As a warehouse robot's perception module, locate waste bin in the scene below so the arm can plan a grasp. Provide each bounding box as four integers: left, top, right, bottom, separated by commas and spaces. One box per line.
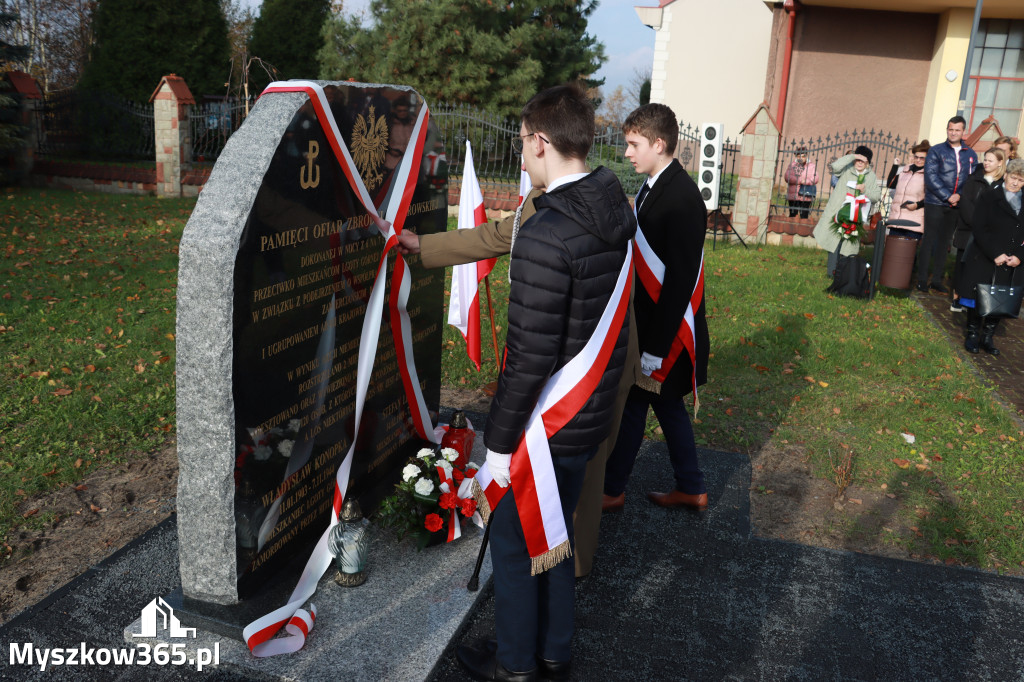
879, 235, 917, 290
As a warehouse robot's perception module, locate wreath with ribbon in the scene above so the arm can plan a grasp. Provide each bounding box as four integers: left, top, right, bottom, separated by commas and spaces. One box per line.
831, 173, 871, 244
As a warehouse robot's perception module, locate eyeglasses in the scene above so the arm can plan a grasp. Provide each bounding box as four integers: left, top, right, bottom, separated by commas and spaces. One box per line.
511, 132, 550, 154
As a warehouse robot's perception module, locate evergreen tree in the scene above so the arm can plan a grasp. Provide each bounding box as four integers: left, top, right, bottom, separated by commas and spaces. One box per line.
248, 0, 330, 93
1, 10, 32, 184
319, 0, 605, 118
81, 0, 230, 101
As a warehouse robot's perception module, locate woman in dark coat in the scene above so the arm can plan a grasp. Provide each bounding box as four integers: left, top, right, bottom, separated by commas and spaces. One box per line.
951, 148, 1006, 311
959, 158, 1024, 355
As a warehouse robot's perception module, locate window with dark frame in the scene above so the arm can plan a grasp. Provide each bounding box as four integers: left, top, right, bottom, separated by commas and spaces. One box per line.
964, 18, 1024, 138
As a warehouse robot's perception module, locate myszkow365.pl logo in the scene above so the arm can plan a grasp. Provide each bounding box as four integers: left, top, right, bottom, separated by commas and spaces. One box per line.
8, 597, 220, 672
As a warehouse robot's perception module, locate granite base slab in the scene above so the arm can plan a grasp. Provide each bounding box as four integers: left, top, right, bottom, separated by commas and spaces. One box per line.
124, 522, 491, 681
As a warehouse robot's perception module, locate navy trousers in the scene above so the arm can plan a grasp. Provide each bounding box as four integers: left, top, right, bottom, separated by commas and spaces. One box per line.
918, 204, 958, 287
603, 386, 705, 497
490, 448, 593, 672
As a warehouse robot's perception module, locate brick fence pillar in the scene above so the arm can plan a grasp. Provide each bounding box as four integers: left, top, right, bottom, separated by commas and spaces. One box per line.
149, 74, 195, 198
731, 104, 780, 244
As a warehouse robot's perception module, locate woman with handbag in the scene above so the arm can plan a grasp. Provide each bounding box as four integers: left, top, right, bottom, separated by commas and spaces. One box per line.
885, 140, 930, 238
951, 148, 1006, 311
959, 158, 1024, 355
785, 147, 819, 218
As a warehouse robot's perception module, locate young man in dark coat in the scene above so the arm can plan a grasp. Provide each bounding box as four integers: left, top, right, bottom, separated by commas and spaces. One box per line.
602, 103, 711, 512
456, 85, 636, 681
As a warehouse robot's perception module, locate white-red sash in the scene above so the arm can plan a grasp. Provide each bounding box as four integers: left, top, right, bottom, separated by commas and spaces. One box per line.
632, 223, 704, 409
241, 81, 438, 657
467, 242, 633, 574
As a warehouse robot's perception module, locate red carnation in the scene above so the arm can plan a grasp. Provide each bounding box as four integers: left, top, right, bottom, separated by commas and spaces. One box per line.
464, 466, 478, 478
459, 497, 477, 517
452, 468, 465, 485
439, 491, 457, 510
424, 513, 443, 533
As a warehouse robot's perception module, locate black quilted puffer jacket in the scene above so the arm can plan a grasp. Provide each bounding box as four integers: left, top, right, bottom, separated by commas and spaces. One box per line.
485, 166, 636, 457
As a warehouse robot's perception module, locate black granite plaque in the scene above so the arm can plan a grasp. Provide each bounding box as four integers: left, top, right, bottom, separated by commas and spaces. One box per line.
227, 85, 445, 599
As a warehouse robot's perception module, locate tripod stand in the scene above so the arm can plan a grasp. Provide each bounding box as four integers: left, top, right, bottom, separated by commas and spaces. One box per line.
707, 208, 747, 250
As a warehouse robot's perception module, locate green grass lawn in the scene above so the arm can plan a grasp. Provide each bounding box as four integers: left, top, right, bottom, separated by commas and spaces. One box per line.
2, 189, 1022, 572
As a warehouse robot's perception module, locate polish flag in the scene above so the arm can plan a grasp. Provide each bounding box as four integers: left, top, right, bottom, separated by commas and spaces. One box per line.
448, 142, 495, 370
519, 164, 531, 205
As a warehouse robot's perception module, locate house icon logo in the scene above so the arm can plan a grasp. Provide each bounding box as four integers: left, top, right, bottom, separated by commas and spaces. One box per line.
133, 597, 197, 638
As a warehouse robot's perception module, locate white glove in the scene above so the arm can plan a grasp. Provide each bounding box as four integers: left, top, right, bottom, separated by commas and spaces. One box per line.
486, 450, 512, 488
640, 352, 663, 377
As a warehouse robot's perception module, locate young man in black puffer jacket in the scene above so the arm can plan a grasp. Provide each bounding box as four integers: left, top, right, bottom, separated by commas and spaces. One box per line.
457, 85, 636, 682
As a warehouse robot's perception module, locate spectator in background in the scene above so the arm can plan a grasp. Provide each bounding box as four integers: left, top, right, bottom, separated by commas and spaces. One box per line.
886, 140, 930, 239
993, 135, 1018, 161
958, 157, 1024, 356
920, 116, 978, 294
951, 147, 1007, 311
785, 147, 819, 218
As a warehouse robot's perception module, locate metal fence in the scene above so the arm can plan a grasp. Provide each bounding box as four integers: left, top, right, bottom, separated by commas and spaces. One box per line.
34, 89, 154, 161
772, 129, 918, 223
189, 98, 253, 164
29, 90, 740, 207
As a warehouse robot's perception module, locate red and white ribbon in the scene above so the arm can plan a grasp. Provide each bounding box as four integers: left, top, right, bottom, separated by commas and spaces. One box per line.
242, 81, 439, 657
633, 225, 704, 408
471, 242, 633, 573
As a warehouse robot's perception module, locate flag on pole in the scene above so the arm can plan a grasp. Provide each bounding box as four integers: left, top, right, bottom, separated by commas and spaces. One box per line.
448, 141, 496, 370
519, 164, 531, 205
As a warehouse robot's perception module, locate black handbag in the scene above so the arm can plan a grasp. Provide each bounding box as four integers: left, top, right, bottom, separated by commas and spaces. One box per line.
828, 243, 871, 299
976, 267, 1022, 318
798, 184, 817, 198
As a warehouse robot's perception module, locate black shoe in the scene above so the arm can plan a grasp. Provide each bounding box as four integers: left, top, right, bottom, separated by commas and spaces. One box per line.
981, 323, 1001, 356
915, 283, 929, 293
537, 657, 571, 681
457, 641, 537, 682
930, 283, 948, 294
965, 332, 981, 354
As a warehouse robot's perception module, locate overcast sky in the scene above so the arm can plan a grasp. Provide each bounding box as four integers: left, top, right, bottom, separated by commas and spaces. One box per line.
243, 0, 654, 98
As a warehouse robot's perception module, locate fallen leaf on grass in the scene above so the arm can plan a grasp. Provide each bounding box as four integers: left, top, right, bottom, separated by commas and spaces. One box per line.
915, 463, 929, 471
833, 407, 841, 415
74, 484, 87, 491
84, 364, 95, 372
848, 498, 862, 504
89, 503, 106, 513
818, 381, 829, 388
74, 458, 82, 468
29, 370, 48, 378
53, 388, 72, 396
892, 458, 910, 469
22, 508, 39, 518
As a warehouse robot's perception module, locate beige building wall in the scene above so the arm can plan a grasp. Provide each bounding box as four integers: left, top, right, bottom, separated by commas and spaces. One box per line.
638, 0, 773, 138
919, 8, 974, 143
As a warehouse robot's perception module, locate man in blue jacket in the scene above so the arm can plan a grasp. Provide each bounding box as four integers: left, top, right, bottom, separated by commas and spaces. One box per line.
920, 116, 977, 294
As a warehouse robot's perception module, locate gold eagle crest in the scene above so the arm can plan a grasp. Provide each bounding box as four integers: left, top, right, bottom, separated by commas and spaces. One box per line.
352, 105, 388, 190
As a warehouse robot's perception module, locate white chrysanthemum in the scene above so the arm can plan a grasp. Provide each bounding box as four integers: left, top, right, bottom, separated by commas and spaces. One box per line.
414, 478, 435, 496
402, 463, 421, 482
254, 445, 273, 461
441, 447, 459, 462
279, 440, 294, 458
288, 419, 301, 433
417, 448, 435, 461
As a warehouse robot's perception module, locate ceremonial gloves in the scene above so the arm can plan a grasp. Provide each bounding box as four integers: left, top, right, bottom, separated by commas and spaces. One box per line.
486, 450, 512, 488
640, 352, 663, 377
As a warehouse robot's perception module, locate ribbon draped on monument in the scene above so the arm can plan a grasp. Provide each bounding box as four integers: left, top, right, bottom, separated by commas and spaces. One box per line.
242, 81, 439, 657
464, 242, 633, 575
447, 141, 495, 370
633, 220, 705, 412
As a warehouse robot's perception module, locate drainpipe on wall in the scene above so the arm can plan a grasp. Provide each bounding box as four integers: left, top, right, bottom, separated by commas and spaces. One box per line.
777, 0, 798, 134
956, 0, 984, 118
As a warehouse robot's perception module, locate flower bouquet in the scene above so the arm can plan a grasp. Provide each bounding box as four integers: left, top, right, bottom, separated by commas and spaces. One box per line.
831, 174, 871, 244
376, 446, 480, 549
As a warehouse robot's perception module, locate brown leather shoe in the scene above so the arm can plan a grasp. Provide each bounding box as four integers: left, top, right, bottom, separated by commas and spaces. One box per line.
647, 490, 708, 511
601, 493, 625, 513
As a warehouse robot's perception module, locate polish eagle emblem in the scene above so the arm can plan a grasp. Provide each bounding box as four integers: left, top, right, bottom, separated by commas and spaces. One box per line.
352, 105, 388, 190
